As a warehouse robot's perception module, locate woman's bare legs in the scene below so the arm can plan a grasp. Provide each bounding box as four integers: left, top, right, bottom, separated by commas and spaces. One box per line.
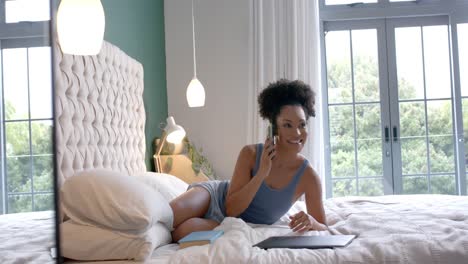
170, 187, 220, 242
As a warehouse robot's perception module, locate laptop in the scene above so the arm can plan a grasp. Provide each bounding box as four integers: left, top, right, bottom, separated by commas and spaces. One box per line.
253, 235, 356, 249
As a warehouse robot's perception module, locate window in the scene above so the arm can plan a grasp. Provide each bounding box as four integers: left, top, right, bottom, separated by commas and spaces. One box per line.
0, 0, 52, 214
320, 0, 468, 197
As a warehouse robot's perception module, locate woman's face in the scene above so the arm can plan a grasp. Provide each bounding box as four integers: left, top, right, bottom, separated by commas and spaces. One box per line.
275, 105, 308, 153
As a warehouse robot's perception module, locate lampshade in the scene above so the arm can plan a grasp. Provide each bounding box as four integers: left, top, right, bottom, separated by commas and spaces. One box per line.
164, 116, 186, 144
57, 0, 105, 55
186, 77, 206, 107
187, 0, 205, 107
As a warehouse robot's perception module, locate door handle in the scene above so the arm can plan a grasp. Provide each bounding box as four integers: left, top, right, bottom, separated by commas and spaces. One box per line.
393, 126, 398, 142
384, 126, 389, 142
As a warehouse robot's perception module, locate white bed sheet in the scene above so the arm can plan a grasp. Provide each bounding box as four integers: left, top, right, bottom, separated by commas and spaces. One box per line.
67, 194, 468, 264
157, 194, 468, 264
0, 210, 56, 264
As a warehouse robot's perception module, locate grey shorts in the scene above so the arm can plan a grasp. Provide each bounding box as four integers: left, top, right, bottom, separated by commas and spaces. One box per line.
187, 180, 229, 223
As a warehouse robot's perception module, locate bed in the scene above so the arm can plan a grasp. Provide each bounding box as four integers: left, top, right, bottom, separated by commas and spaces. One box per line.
51, 40, 468, 263
0, 211, 56, 263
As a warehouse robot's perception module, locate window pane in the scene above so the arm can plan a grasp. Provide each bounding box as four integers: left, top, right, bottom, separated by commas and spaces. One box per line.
356, 104, 381, 140
395, 27, 424, 100
399, 102, 425, 138
2, 48, 29, 120
329, 105, 354, 140
359, 178, 384, 196
325, 0, 377, 5
33, 155, 53, 192
31, 121, 53, 155
429, 136, 454, 174
423, 25, 451, 99
6, 157, 31, 193
34, 194, 54, 212
459, 24, 468, 96
8, 195, 32, 213
357, 139, 383, 176
431, 175, 456, 195
401, 138, 428, 175
356, 104, 383, 178
352, 29, 380, 102
427, 100, 455, 174
427, 100, 452, 136
402, 176, 428, 194
329, 105, 356, 178
5, 121, 30, 156
29, 47, 53, 119
331, 140, 355, 178
326, 31, 352, 103
333, 179, 356, 197
5, 0, 50, 23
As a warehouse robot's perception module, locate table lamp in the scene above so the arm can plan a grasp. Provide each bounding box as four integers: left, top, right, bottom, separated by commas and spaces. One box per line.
155, 116, 186, 173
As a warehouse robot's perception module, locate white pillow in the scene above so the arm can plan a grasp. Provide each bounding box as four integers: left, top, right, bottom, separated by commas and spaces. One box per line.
133, 172, 188, 202
60, 169, 174, 235
61, 220, 172, 261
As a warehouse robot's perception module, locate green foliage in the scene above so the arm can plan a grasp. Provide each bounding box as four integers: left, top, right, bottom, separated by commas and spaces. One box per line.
328, 54, 458, 197
186, 139, 216, 180
158, 135, 216, 180
3, 101, 53, 213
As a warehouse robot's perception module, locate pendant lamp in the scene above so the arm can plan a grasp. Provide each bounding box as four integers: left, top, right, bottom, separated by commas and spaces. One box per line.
186, 0, 205, 107
57, 0, 105, 55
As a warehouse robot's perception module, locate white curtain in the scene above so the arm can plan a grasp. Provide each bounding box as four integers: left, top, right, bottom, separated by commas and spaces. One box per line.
247, 0, 325, 195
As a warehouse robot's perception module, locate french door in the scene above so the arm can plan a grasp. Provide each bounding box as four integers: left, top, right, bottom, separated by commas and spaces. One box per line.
323, 16, 467, 197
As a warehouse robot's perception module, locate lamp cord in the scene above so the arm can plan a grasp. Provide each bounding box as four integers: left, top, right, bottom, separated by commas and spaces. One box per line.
191, 0, 197, 78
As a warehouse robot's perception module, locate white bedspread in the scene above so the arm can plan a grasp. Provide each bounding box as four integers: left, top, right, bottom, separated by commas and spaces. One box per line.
8, 195, 467, 264
0, 211, 56, 264
163, 195, 468, 264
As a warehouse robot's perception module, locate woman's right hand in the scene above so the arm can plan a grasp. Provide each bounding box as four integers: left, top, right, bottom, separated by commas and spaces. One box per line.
256, 137, 276, 178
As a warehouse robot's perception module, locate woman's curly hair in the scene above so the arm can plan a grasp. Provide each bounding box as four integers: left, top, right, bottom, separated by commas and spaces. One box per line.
258, 79, 316, 123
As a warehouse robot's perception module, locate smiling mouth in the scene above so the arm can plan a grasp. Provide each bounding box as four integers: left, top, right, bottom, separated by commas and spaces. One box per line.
287, 139, 303, 144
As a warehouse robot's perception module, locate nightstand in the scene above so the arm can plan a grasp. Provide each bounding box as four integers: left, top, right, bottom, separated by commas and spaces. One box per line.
153, 154, 209, 184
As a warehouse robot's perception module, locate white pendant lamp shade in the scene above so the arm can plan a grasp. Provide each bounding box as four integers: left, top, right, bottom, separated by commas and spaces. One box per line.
187, 0, 205, 107
57, 0, 105, 55
186, 77, 206, 107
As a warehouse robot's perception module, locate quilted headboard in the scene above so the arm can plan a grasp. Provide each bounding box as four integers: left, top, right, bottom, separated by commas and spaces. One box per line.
54, 41, 146, 186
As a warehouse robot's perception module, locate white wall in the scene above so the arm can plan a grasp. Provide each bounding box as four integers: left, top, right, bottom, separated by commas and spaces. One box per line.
164, 0, 251, 179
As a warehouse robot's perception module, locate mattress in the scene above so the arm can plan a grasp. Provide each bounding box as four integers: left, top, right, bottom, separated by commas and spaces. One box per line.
0, 211, 56, 264
67, 194, 468, 264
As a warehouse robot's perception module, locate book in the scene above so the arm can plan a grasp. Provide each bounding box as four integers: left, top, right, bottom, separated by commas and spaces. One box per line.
178, 230, 224, 249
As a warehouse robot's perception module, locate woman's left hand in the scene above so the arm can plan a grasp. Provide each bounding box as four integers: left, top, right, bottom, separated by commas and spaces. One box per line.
288, 211, 319, 232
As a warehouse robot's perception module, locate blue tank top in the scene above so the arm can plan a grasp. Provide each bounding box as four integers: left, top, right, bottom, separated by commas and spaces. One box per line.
237, 144, 309, 224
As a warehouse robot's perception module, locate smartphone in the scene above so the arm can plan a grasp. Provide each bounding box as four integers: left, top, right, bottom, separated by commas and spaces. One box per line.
268, 123, 276, 145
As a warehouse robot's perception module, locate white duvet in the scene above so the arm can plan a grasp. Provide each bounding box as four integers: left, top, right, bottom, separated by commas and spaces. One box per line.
3, 195, 468, 264
163, 195, 468, 264
0, 211, 56, 264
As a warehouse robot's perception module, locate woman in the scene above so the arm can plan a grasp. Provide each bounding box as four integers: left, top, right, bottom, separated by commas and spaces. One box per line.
170, 79, 327, 242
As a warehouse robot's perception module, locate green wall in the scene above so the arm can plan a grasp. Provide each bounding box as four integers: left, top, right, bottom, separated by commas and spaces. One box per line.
101, 0, 167, 171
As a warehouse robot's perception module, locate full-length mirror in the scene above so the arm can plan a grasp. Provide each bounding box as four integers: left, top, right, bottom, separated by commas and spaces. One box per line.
45, 0, 468, 263
0, 0, 57, 262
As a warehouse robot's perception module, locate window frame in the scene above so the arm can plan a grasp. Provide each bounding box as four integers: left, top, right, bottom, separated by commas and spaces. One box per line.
320, 0, 465, 21
450, 12, 468, 195
0, 0, 51, 214
320, 0, 468, 198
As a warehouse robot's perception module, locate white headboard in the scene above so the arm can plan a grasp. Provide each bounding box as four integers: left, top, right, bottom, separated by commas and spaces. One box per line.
54, 41, 147, 186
